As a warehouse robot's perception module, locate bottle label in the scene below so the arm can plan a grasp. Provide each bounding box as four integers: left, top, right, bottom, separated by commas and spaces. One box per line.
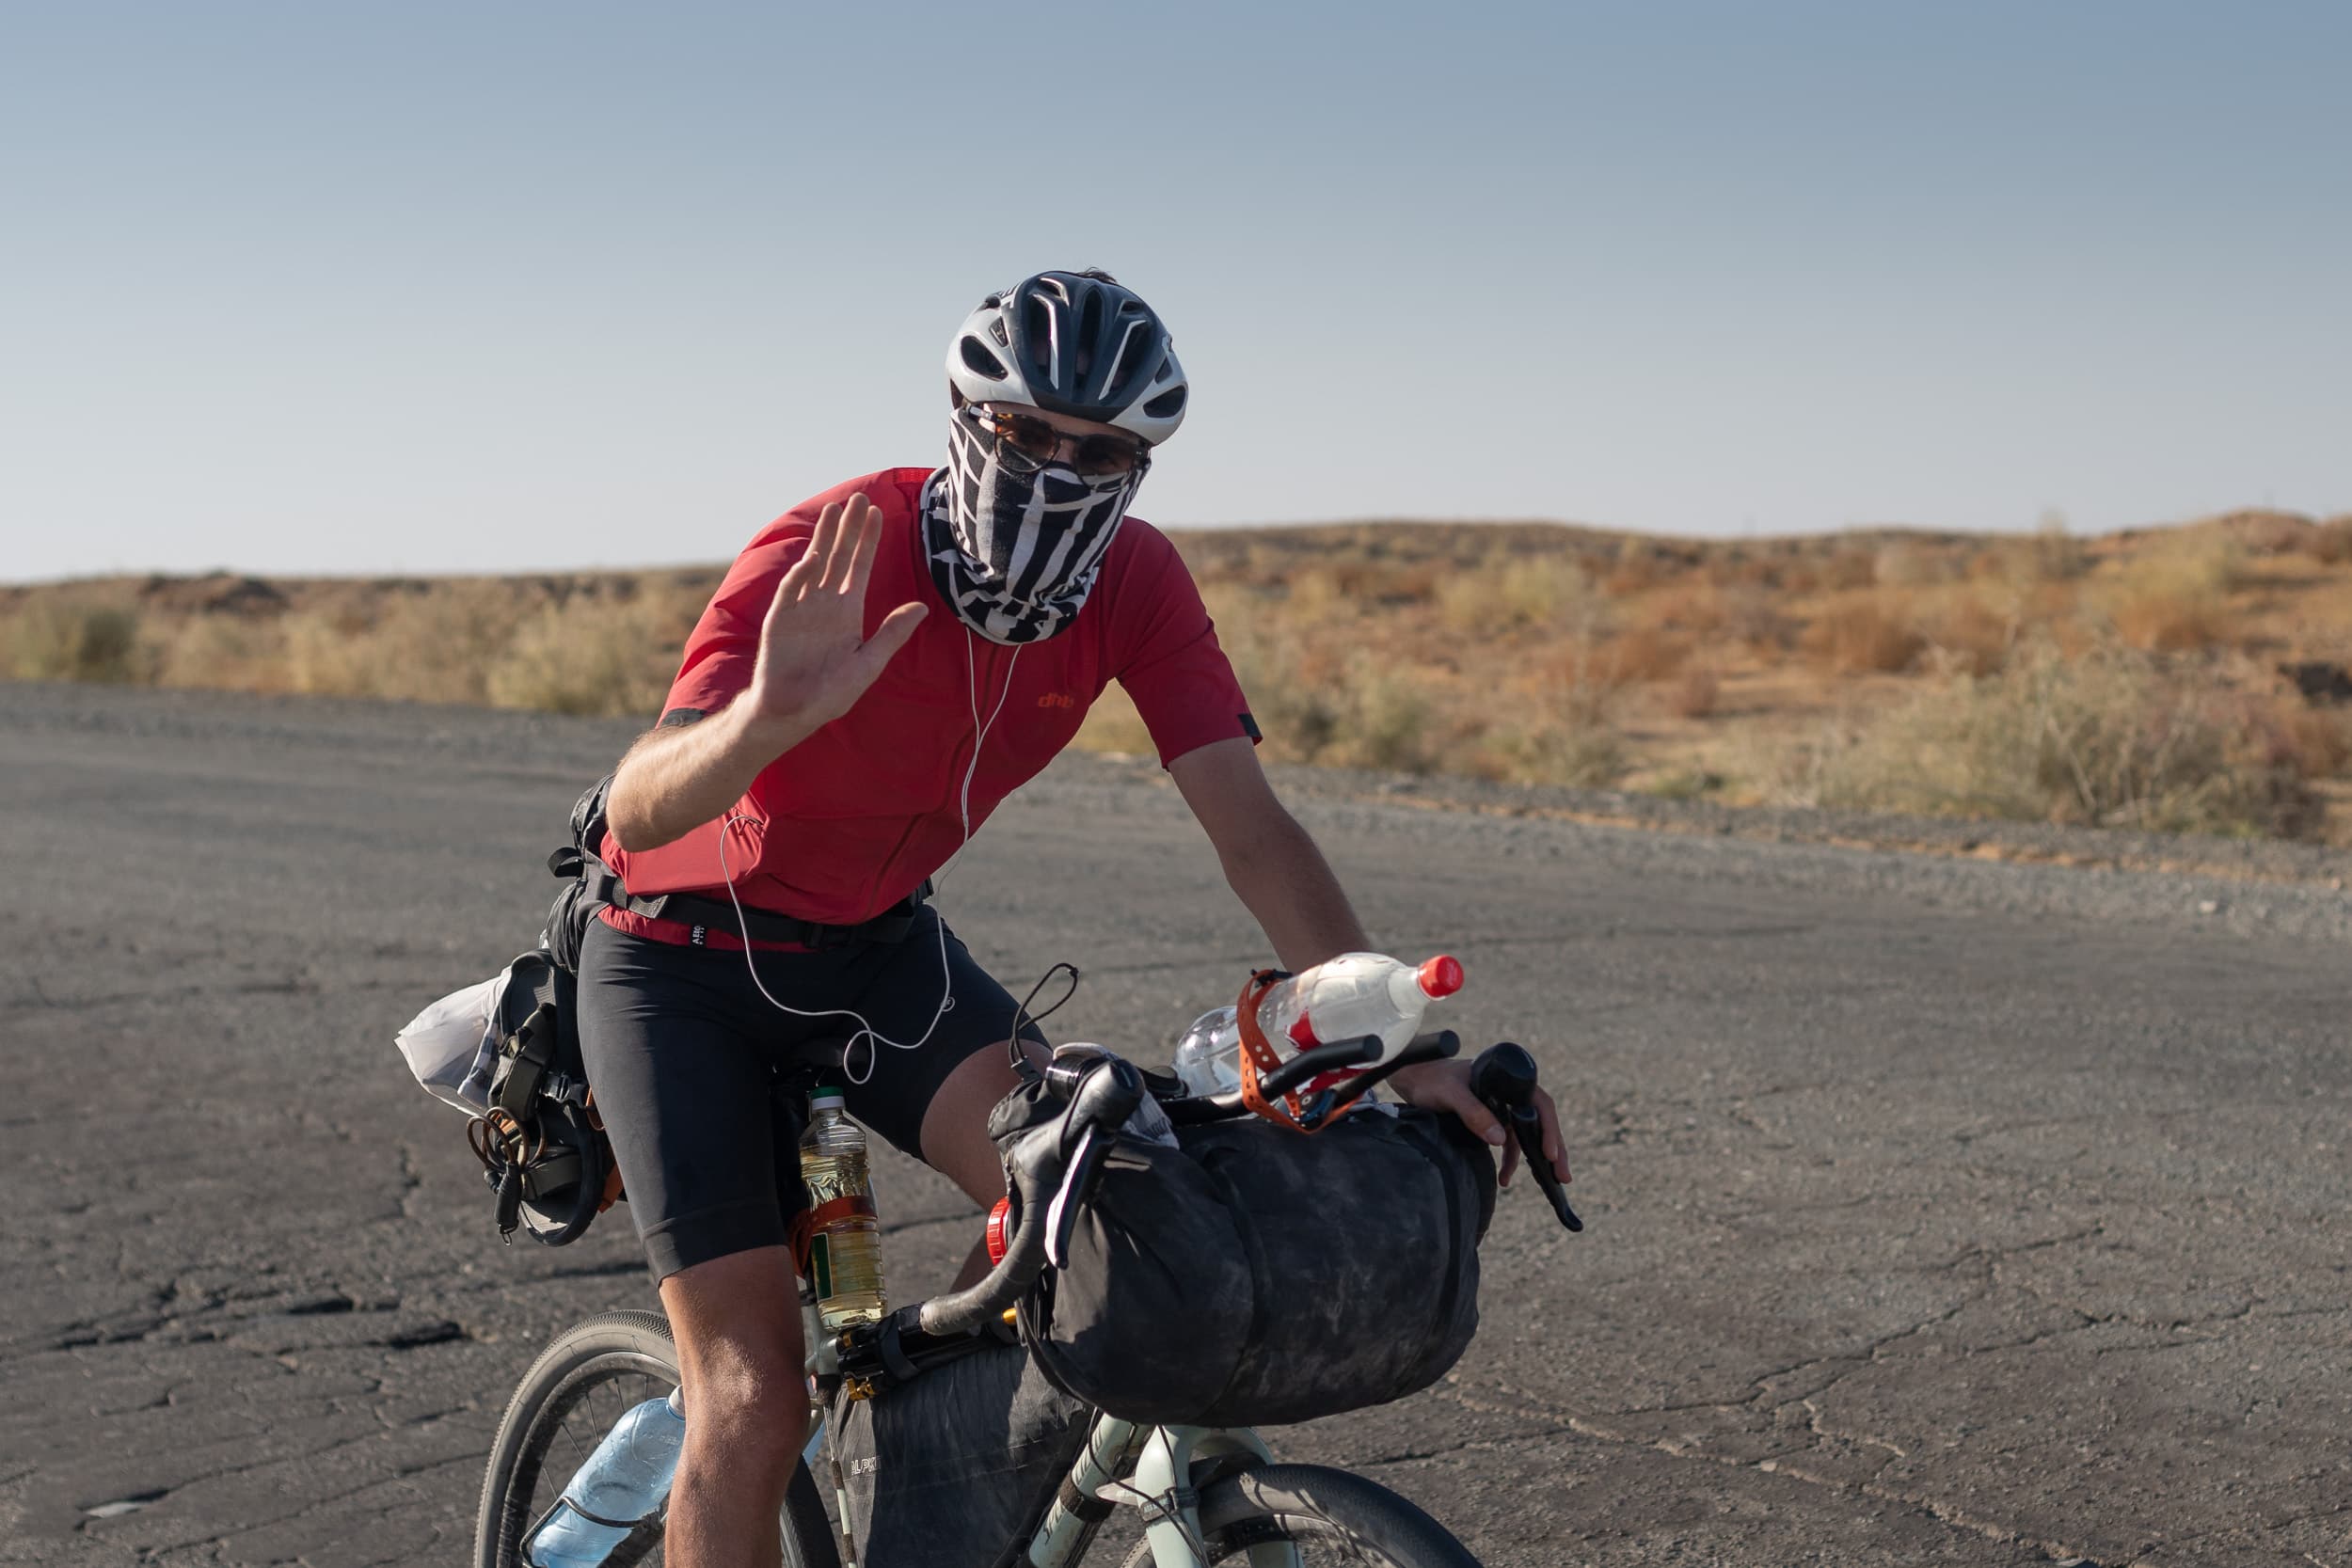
810, 1234, 833, 1302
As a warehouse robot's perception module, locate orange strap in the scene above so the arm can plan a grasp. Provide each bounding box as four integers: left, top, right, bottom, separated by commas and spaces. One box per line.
1236, 969, 1320, 1134
585, 1090, 625, 1213
788, 1194, 879, 1278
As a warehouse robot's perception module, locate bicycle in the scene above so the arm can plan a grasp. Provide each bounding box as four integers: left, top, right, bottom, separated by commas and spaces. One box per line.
475, 1027, 1581, 1568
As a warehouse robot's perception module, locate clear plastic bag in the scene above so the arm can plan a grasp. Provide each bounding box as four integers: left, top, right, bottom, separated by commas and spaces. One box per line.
393, 972, 508, 1113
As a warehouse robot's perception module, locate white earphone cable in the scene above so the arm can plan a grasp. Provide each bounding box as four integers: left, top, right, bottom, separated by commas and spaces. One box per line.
719, 627, 1020, 1085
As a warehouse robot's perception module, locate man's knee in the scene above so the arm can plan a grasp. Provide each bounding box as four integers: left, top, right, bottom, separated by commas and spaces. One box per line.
919, 1040, 1041, 1206
660, 1248, 808, 1468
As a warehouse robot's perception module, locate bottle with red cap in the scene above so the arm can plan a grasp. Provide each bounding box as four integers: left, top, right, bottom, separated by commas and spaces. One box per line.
1170, 953, 1465, 1100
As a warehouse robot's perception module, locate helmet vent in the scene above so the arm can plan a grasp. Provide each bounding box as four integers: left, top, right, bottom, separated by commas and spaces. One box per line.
1078, 291, 1104, 361
1104, 319, 1147, 393
960, 337, 1009, 381
1142, 387, 1186, 420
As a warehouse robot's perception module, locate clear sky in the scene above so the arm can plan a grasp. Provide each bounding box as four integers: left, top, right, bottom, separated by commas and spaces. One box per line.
3, 0, 2345, 580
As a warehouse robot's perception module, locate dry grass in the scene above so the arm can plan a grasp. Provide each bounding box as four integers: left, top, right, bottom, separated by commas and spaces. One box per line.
1, 569, 707, 721
1800, 595, 1926, 674
2094, 538, 2244, 652
1760, 641, 2343, 837
8, 597, 144, 682
1665, 668, 1722, 720
9, 506, 2352, 844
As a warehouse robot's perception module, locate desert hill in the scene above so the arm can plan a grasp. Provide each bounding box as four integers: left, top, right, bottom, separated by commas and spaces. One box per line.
8, 508, 2350, 844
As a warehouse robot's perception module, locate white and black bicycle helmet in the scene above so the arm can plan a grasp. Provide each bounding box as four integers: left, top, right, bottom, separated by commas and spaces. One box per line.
947, 269, 1188, 445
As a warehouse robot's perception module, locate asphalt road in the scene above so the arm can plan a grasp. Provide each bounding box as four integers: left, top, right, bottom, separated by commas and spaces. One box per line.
3, 682, 2346, 1568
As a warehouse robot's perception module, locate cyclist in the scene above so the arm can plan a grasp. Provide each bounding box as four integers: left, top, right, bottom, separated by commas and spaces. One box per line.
576, 269, 1570, 1568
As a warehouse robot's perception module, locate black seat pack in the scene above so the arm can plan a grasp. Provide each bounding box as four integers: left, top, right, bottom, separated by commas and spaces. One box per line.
991, 1087, 1497, 1428
832, 1340, 1095, 1568
472, 947, 610, 1247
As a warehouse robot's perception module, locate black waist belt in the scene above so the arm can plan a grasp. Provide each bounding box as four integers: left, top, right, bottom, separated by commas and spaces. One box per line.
619, 880, 931, 950
548, 845, 930, 950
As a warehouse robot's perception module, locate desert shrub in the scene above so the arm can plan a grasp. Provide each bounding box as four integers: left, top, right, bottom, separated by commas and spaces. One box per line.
1637, 582, 1723, 636
7, 599, 144, 682
1915, 591, 2016, 677
1603, 626, 1691, 682
1465, 668, 1625, 787
1777, 642, 2321, 836
2308, 515, 2352, 566
1433, 572, 1487, 634
2096, 541, 2242, 652
1642, 768, 1724, 800
485, 592, 690, 718
2027, 511, 2088, 581
1874, 542, 1954, 589
1602, 536, 1662, 596
1666, 667, 1721, 719
364, 581, 525, 705
1473, 720, 1625, 788
1800, 594, 1924, 674
2249, 689, 2352, 783
1286, 566, 1343, 625
1822, 546, 1878, 592
1437, 556, 1597, 635
279, 608, 384, 697
1071, 685, 1155, 756
1503, 556, 1595, 626
153, 614, 286, 690
1320, 661, 1436, 773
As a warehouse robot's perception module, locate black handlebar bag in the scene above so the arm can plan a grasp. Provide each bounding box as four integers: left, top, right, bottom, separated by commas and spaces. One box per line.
993, 1088, 1498, 1428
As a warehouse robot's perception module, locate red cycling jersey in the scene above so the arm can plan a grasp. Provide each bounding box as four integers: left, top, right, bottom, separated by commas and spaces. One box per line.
599, 468, 1254, 948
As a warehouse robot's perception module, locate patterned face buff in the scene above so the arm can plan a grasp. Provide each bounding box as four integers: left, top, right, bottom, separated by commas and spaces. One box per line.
921, 404, 1149, 644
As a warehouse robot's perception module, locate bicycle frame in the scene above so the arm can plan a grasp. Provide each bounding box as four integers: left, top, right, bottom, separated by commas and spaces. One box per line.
807, 1401, 1295, 1568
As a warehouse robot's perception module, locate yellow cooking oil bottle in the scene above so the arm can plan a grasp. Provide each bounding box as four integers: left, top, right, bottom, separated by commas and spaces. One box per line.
799, 1087, 886, 1330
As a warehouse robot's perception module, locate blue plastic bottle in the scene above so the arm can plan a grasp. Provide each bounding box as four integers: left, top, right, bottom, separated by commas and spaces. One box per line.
522, 1389, 687, 1568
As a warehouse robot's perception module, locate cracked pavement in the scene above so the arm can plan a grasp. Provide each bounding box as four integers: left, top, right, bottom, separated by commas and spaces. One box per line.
2, 683, 2346, 1566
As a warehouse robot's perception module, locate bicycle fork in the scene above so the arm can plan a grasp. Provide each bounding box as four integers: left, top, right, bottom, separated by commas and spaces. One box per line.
1023, 1415, 1294, 1568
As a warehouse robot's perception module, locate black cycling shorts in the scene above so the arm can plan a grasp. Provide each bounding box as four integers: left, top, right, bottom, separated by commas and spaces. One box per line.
575, 908, 1044, 1281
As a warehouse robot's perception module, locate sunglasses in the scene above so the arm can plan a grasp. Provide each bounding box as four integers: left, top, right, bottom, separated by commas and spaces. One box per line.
973, 407, 1149, 477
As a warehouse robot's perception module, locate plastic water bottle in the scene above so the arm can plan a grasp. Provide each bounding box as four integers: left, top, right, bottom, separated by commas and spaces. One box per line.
522, 1390, 686, 1567
1169, 954, 1464, 1097
1171, 1006, 1243, 1097
800, 1089, 886, 1330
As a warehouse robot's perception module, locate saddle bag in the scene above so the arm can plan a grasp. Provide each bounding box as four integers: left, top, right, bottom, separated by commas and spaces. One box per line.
992, 1086, 1497, 1428
832, 1340, 1095, 1568
394, 945, 614, 1246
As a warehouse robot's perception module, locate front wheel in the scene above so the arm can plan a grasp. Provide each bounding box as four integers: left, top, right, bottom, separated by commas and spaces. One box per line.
472, 1307, 838, 1568
1120, 1464, 1482, 1567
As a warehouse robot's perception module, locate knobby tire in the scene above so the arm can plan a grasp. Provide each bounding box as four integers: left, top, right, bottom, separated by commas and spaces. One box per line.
1119, 1463, 1483, 1566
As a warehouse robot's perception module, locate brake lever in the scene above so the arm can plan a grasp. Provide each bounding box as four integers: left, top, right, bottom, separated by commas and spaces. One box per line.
1470, 1042, 1582, 1234
1046, 1123, 1106, 1268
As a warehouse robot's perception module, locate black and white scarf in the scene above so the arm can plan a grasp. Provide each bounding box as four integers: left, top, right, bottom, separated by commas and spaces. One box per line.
920, 406, 1148, 645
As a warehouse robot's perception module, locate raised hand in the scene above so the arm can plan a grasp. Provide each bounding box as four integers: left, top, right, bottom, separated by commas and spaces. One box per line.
742, 493, 928, 734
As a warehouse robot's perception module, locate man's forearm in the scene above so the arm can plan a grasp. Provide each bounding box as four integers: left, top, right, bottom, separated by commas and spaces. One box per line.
1220, 810, 1370, 972
606, 702, 813, 852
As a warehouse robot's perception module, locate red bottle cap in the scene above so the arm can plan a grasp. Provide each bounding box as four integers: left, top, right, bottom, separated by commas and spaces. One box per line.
1417, 955, 1465, 998
985, 1196, 1013, 1265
